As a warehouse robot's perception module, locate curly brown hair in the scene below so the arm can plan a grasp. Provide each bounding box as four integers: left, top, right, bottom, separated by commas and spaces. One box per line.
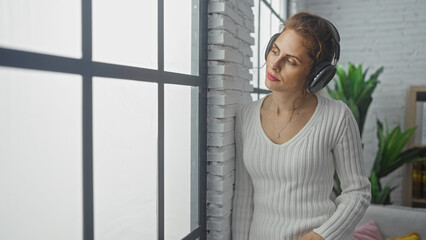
284, 11, 336, 66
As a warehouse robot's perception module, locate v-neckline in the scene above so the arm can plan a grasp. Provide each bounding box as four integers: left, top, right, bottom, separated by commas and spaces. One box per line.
257, 93, 323, 147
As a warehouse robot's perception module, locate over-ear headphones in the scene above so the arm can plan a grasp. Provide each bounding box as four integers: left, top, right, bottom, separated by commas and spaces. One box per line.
264, 16, 340, 93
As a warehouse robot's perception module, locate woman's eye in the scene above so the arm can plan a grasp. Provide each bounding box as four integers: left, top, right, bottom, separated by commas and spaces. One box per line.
287, 59, 295, 65
272, 50, 278, 55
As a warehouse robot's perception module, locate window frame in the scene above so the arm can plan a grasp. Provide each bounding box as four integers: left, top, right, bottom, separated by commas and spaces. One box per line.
252, 0, 289, 100
0, 0, 207, 239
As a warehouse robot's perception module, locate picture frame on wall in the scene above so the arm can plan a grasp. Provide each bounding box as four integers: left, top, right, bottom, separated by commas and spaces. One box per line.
405, 86, 426, 208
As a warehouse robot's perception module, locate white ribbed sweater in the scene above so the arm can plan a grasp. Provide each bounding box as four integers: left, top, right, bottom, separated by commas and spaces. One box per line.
232, 94, 371, 240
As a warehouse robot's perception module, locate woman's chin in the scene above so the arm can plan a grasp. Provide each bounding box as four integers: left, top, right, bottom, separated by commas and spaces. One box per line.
265, 80, 280, 91
265, 83, 303, 94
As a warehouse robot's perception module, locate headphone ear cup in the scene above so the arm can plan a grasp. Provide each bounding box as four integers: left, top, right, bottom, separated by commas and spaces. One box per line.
264, 33, 281, 61
308, 62, 337, 93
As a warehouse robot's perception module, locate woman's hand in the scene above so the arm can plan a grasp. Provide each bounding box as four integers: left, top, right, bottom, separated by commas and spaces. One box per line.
299, 231, 324, 240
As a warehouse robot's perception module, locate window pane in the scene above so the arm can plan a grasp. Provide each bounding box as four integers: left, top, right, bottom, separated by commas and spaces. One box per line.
263, 14, 281, 91
259, 3, 272, 90
0, 0, 81, 58
270, 15, 282, 37
281, 1, 288, 20
271, 0, 279, 12
164, 0, 199, 75
266, 0, 286, 20
251, 93, 259, 101
259, 93, 269, 99
259, 4, 282, 90
93, 78, 157, 240
0, 67, 82, 240
271, 0, 285, 19
164, 84, 199, 240
93, 0, 157, 69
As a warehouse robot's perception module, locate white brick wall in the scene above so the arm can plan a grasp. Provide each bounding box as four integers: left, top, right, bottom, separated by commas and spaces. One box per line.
207, 0, 254, 239
297, 0, 426, 205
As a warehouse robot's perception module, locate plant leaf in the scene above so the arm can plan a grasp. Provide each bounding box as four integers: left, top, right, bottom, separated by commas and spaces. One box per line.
348, 99, 360, 126
368, 66, 384, 83
369, 170, 380, 203
377, 185, 397, 205
378, 147, 425, 178
335, 65, 348, 97
383, 124, 401, 162
376, 185, 392, 204
351, 64, 363, 99
363, 67, 369, 81
374, 120, 385, 173
385, 127, 416, 167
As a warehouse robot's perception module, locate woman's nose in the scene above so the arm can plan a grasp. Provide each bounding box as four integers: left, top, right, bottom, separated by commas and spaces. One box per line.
271, 59, 281, 72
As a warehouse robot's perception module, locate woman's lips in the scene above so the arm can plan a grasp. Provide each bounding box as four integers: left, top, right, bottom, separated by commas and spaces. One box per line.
267, 72, 279, 82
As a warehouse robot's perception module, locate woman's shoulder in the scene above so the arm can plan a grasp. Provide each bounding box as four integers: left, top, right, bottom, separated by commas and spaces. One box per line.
318, 94, 345, 108
317, 94, 360, 143
318, 94, 351, 115
236, 97, 262, 118
317, 94, 356, 127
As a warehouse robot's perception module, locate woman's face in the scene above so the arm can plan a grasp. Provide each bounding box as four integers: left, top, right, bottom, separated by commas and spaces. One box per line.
265, 29, 313, 93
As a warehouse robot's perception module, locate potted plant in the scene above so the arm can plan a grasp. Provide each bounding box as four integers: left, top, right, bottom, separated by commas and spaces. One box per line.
327, 63, 382, 138
326, 63, 426, 204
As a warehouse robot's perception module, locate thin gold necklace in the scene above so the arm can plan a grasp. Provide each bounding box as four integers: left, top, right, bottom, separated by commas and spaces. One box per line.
270, 97, 304, 138
270, 108, 295, 138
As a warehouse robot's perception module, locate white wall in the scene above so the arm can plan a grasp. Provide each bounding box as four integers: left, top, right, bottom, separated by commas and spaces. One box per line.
297, 0, 426, 205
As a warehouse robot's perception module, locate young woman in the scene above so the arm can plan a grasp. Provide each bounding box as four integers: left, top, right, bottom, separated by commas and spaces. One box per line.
232, 11, 371, 240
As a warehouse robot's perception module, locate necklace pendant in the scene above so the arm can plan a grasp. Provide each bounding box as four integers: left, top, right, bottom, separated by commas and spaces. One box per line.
276, 133, 280, 138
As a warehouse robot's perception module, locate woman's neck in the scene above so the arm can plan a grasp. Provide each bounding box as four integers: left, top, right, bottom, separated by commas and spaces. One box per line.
268, 91, 313, 117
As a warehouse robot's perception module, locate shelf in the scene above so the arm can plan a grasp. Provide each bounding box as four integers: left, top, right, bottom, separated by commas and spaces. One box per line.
412, 144, 426, 148
404, 86, 426, 207
412, 198, 426, 204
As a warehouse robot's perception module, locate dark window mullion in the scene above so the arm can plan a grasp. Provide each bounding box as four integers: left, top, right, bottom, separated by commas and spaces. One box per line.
198, 0, 208, 239
157, 0, 165, 240
261, 0, 285, 23
158, 0, 164, 73
0, 48, 202, 86
82, 75, 94, 240
90, 62, 200, 85
82, 0, 94, 240
253, 88, 272, 95
257, 0, 261, 100
157, 83, 165, 240
286, 0, 290, 19
181, 226, 202, 240
255, 0, 287, 99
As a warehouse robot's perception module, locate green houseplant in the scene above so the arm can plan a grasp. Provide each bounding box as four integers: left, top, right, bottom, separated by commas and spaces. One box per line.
370, 120, 424, 204
327, 63, 382, 137
326, 63, 426, 204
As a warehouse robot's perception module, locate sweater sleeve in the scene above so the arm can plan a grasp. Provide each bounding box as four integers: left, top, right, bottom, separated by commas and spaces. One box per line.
231, 106, 254, 240
313, 106, 371, 240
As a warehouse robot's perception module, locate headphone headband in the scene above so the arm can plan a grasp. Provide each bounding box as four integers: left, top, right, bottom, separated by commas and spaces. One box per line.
319, 16, 340, 64
264, 15, 341, 93
264, 17, 340, 64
